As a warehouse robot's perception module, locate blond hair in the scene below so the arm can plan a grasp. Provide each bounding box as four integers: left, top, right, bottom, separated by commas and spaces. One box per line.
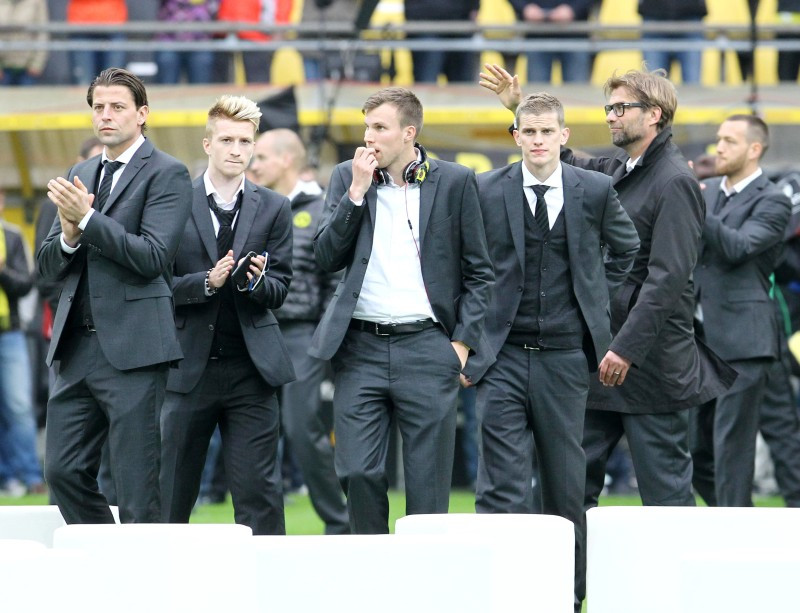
206, 95, 262, 137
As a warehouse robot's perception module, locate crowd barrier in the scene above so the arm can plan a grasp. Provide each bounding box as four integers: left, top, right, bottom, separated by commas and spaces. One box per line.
1, 506, 798, 611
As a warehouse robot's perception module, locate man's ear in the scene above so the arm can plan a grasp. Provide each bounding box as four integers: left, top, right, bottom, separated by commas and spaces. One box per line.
404, 125, 417, 143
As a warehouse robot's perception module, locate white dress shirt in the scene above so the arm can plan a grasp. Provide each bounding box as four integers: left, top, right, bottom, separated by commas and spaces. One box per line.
61, 134, 146, 253
352, 170, 435, 324
521, 161, 565, 230
203, 171, 245, 235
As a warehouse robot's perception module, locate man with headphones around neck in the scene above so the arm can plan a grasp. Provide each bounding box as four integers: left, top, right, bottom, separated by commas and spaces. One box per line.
310, 87, 494, 534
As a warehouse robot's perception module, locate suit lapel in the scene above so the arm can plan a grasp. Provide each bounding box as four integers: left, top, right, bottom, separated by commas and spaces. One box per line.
191, 179, 217, 263
418, 159, 439, 242
101, 139, 153, 214
78, 157, 102, 204
719, 174, 765, 222
232, 181, 259, 257
561, 164, 585, 268
504, 163, 526, 268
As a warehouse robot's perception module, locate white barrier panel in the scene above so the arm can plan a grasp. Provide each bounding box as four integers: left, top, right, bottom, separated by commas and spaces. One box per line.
53, 524, 256, 613
0, 505, 66, 547
586, 507, 800, 613
396, 513, 575, 613
0, 539, 89, 610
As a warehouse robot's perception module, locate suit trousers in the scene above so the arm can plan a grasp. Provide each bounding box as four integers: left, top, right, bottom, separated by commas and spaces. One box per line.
280, 321, 349, 534
160, 355, 284, 535
583, 408, 695, 507
475, 345, 588, 607
758, 352, 800, 507
689, 358, 770, 507
44, 329, 166, 524
330, 325, 461, 534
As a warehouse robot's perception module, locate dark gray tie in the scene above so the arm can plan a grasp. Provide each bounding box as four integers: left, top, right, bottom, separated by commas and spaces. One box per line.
713, 188, 732, 214
96, 160, 123, 211
531, 184, 550, 235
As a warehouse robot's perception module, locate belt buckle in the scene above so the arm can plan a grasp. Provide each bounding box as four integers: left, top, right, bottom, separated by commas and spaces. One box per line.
374, 322, 390, 336
523, 343, 541, 351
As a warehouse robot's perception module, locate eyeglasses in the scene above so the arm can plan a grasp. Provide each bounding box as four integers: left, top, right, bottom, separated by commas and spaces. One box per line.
604, 102, 646, 117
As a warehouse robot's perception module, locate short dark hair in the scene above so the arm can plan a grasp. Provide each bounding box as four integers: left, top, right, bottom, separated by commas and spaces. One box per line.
86, 67, 149, 132
362, 87, 423, 135
725, 114, 770, 158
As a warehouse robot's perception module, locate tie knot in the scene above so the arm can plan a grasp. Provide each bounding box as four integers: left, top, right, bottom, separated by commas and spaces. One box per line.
531, 184, 549, 200
104, 160, 123, 175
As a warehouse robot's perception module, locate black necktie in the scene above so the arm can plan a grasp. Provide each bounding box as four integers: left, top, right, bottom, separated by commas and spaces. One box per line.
713, 189, 732, 214
96, 160, 123, 211
208, 192, 242, 258
531, 184, 550, 235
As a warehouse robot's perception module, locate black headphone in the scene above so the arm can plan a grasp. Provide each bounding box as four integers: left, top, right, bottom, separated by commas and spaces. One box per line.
373, 143, 430, 186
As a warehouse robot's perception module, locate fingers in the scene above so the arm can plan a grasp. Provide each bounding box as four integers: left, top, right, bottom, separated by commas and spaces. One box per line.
598, 359, 628, 387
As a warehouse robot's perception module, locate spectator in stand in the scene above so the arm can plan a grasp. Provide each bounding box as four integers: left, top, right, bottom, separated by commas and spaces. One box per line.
638, 0, 707, 85
300, 0, 359, 82
0, 189, 46, 498
404, 0, 479, 84
0, 0, 49, 86
777, 0, 800, 82
155, 0, 218, 84
67, 0, 128, 85
215, 0, 292, 83
509, 1, 597, 84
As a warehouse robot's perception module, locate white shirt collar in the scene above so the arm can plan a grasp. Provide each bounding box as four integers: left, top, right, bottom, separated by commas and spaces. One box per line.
101, 134, 145, 166
625, 156, 641, 173
722, 167, 763, 196
521, 161, 563, 189
203, 171, 245, 208
286, 179, 323, 203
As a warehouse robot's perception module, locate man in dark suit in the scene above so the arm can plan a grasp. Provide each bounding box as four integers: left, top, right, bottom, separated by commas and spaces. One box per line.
479, 64, 736, 509
250, 128, 349, 534
310, 87, 494, 534
159, 96, 294, 535
464, 93, 639, 613
690, 115, 791, 507
38, 67, 193, 524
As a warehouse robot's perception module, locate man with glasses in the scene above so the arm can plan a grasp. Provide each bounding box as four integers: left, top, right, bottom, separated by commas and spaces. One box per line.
480, 64, 736, 509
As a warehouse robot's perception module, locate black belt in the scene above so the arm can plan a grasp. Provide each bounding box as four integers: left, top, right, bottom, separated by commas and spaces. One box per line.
68, 324, 97, 335
349, 318, 438, 336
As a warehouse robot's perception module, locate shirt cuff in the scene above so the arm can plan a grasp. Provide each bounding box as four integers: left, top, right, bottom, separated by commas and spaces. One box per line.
60, 234, 80, 253
78, 208, 94, 231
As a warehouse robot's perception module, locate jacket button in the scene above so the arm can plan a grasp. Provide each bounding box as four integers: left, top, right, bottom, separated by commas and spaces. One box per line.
67, 295, 73, 302
506, 321, 512, 327
208, 324, 214, 331
352, 292, 359, 299
362, 258, 368, 264
517, 286, 522, 292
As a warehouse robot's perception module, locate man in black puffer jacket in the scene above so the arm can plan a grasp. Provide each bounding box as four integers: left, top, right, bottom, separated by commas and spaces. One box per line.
250, 128, 349, 534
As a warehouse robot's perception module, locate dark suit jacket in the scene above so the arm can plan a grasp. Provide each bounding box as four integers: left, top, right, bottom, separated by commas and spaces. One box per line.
167, 176, 296, 393
696, 173, 791, 361
37, 139, 192, 371
309, 156, 495, 361
563, 128, 737, 412
465, 161, 639, 381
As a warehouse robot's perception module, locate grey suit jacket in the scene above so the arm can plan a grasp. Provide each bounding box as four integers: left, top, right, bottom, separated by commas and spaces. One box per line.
37, 139, 192, 371
309, 156, 495, 361
167, 177, 296, 393
465, 161, 640, 381
695, 173, 791, 361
